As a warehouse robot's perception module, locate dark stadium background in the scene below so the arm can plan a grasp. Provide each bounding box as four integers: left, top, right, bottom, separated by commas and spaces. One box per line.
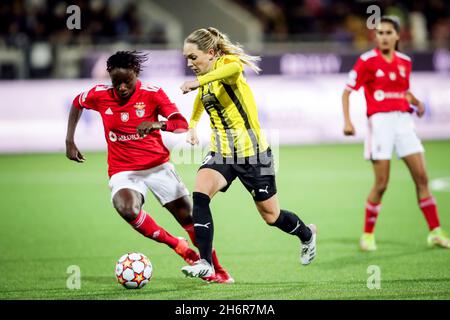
0, 0, 449, 301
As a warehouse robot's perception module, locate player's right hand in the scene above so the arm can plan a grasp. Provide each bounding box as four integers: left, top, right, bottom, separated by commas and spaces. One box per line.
416, 101, 425, 118
65, 141, 86, 163
180, 80, 200, 94
343, 122, 355, 136
186, 128, 199, 145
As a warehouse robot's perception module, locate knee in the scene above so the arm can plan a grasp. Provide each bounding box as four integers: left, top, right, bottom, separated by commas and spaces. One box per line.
374, 179, 389, 195
193, 186, 216, 199
259, 208, 279, 225
194, 170, 226, 198
113, 200, 141, 221
416, 173, 429, 189
264, 215, 278, 225
375, 184, 388, 195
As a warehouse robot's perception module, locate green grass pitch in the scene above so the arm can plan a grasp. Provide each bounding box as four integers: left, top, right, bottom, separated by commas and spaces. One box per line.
0, 141, 449, 300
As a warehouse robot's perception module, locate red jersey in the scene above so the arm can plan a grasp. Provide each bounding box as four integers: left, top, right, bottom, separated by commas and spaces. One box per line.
346, 48, 412, 117
73, 80, 185, 177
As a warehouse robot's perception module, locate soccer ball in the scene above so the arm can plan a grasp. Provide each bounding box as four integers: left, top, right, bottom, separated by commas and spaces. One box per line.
115, 252, 153, 289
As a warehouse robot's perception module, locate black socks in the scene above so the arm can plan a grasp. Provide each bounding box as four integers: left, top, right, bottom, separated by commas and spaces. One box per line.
271, 209, 312, 243
192, 192, 214, 265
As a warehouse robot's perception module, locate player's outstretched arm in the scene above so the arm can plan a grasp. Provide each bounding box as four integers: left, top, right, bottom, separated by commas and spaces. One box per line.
180, 79, 200, 94
136, 113, 188, 137
65, 104, 86, 163
180, 62, 241, 94
136, 121, 166, 137
197, 61, 241, 86
163, 113, 188, 133
342, 89, 355, 136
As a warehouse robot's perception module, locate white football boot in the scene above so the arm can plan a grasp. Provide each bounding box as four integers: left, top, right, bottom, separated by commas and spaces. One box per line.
300, 224, 317, 265
181, 259, 214, 278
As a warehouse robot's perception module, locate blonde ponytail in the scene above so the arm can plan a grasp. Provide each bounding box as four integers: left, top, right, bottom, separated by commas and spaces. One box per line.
185, 27, 261, 74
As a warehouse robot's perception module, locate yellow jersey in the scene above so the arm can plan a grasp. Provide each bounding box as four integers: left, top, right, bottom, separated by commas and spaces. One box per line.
189, 55, 269, 158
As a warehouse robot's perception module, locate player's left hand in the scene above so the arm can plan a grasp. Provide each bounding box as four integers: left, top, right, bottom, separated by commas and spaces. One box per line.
180, 80, 200, 94
137, 121, 166, 137
416, 101, 425, 118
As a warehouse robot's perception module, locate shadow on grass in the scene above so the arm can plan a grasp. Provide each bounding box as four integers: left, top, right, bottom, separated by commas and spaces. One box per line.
337, 290, 450, 300
316, 237, 430, 269
3, 276, 448, 299
0, 276, 213, 300
319, 236, 424, 248
0, 256, 113, 264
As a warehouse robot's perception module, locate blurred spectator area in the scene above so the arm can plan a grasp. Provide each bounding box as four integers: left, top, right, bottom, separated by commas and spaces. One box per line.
233, 0, 450, 50
0, 0, 181, 78
0, 0, 449, 79
0, 0, 170, 46
0, 0, 260, 79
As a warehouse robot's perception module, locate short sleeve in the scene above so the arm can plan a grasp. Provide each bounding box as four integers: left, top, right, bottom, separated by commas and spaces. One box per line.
72, 86, 100, 110
346, 58, 368, 91
154, 88, 180, 119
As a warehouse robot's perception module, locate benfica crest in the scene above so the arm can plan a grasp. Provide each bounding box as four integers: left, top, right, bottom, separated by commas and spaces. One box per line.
120, 112, 129, 122
134, 102, 146, 118
398, 65, 406, 78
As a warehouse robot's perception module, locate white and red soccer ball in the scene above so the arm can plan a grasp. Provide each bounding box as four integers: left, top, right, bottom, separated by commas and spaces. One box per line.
115, 252, 153, 289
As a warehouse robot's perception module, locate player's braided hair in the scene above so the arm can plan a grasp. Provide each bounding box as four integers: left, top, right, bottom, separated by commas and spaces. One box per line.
185, 27, 261, 74
379, 16, 401, 50
106, 51, 148, 75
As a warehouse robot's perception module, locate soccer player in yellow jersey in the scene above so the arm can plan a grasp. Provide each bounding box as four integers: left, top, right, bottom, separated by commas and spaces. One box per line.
179, 27, 317, 280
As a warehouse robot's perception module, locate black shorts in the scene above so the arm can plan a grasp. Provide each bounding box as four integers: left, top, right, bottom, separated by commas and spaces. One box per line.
199, 148, 277, 201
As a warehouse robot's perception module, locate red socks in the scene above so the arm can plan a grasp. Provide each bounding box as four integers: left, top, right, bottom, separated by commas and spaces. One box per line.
182, 223, 197, 247
364, 197, 441, 233
419, 197, 440, 231
211, 249, 223, 272
364, 201, 382, 233
129, 210, 179, 249
183, 223, 223, 271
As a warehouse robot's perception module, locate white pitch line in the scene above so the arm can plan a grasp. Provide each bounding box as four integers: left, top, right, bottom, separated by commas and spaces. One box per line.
430, 177, 450, 192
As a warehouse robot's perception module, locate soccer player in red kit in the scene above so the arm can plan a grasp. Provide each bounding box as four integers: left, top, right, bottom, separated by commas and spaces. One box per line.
342, 17, 449, 251
65, 51, 233, 283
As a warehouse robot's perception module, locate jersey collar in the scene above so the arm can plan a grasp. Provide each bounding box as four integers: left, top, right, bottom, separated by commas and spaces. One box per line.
375, 48, 397, 64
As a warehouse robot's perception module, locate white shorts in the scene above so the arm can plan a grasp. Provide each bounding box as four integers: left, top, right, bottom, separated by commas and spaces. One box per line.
365, 112, 424, 160
108, 162, 190, 206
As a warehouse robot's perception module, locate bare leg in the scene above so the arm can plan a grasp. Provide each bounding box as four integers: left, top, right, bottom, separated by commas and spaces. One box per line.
256, 194, 313, 243
164, 196, 192, 226
256, 194, 316, 264
112, 189, 143, 221
112, 189, 181, 252
254, 194, 280, 225
367, 160, 391, 203
402, 152, 442, 232
402, 152, 431, 200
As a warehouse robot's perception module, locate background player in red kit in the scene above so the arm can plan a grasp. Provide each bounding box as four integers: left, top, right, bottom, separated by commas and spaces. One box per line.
65, 51, 233, 283
342, 17, 449, 251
